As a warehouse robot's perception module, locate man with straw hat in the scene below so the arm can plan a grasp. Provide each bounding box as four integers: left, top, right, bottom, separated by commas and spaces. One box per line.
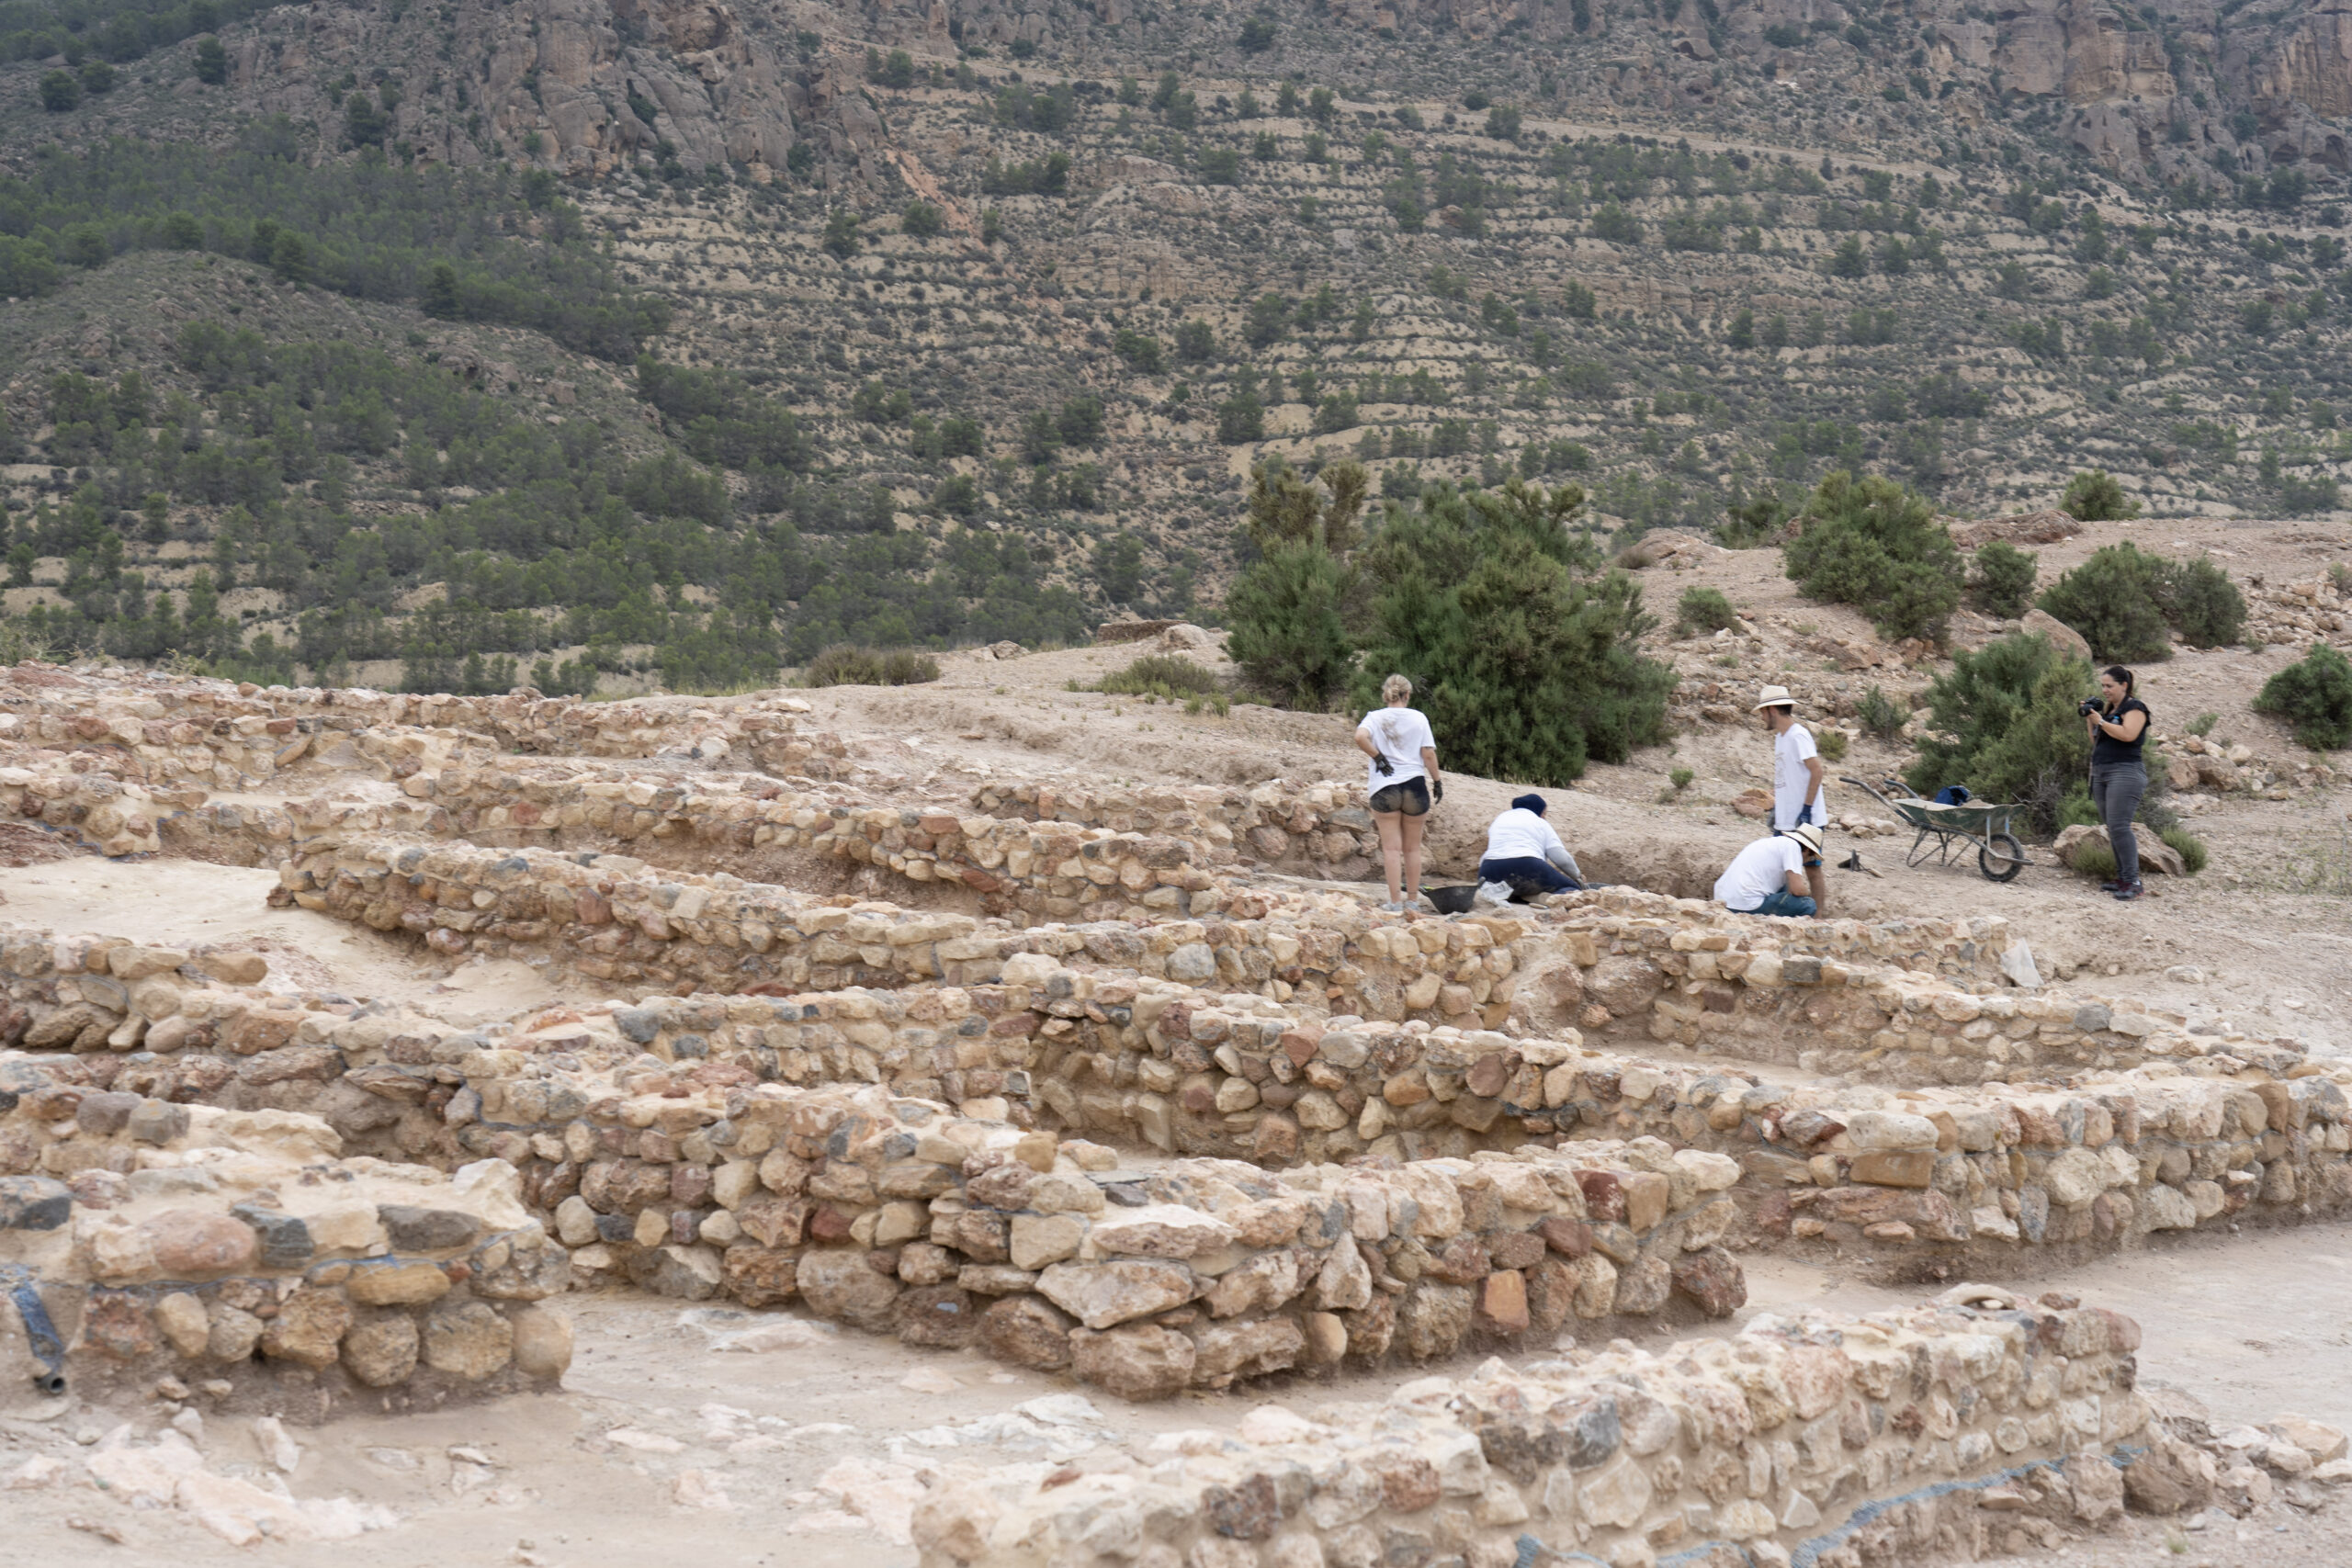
1714, 822, 1824, 918
1755, 683, 1829, 914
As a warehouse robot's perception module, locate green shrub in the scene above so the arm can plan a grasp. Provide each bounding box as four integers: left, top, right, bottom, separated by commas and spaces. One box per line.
2161, 825, 2209, 874
1226, 543, 1356, 709
1669, 766, 1695, 790
2056, 782, 2101, 829
2071, 840, 2118, 881
2187, 710, 2219, 737
1969, 541, 2038, 618
2156, 557, 2246, 649
2254, 643, 2352, 749
2036, 543, 2174, 661
1905, 631, 2093, 836
799, 645, 942, 687
1675, 585, 1739, 636
1223, 462, 1370, 709
2060, 468, 2141, 521
1094, 654, 1223, 700
1857, 684, 1907, 741
1352, 479, 1676, 784
1815, 728, 1849, 762
1783, 470, 1963, 641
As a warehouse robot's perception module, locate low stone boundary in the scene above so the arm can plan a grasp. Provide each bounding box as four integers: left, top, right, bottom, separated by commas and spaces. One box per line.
8, 912, 2344, 1276
534, 1081, 1750, 1393
0, 1095, 571, 1417
2, 663, 822, 765
910, 1291, 2156, 1568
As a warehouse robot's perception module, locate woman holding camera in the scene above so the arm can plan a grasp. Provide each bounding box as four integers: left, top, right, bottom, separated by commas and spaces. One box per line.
2086, 665, 2151, 902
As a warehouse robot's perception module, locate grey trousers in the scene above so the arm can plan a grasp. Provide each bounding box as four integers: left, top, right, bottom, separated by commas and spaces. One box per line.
2090, 761, 2146, 886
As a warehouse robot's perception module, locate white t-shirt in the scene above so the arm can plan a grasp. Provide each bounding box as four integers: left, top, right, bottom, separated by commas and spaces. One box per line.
1359, 706, 1435, 793
1772, 723, 1821, 829
1483, 808, 1569, 865
1714, 837, 1806, 910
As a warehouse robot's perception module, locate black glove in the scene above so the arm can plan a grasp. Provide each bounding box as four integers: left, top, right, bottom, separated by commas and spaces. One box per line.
1430, 778, 1444, 803
1373, 754, 1395, 776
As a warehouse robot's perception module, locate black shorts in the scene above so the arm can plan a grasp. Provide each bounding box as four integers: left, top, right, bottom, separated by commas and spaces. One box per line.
1370, 777, 1430, 817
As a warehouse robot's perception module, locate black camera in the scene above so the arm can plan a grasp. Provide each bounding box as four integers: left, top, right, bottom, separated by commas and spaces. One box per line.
2077, 699, 2102, 718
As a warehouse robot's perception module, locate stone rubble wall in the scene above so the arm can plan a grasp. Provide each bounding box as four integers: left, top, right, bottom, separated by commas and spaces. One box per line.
531, 1080, 1755, 1396
277, 841, 2299, 1089
9, 923, 2348, 1304
1, 663, 824, 764
968, 776, 1382, 878
0, 1092, 571, 1417
910, 1292, 2156, 1568
1548, 894, 2307, 1084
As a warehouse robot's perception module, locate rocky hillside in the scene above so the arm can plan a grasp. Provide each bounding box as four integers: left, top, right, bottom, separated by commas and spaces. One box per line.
1, 0, 2350, 686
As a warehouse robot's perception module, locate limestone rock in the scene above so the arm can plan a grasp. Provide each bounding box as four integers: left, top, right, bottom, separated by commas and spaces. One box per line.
1069, 1324, 1196, 1400
141, 1211, 259, 1279
978, 1297, 1074, 1370
1035, 1260, 1197, 1330
423, 1299, 515, 1380
509, 1304, 574, 1380
797, 1248, 902, 1331
347, 1258, 455, 1306
342, 1314, 423, 1387
261, 1287, 353, 1369
2053, 823, 2187, 877
2021, 608, 2094, 662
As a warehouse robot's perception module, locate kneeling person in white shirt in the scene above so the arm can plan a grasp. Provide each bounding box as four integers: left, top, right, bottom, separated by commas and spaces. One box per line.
1478, 794, 1584, 901
1713, 823, 1823, 918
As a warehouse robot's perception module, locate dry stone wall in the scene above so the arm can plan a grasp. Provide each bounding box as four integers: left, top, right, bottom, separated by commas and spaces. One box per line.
910, 1291, 2156, 1568
0, 1092, 571, 1416
8, 916, 2348, 1325
278, 840, 2300, 1093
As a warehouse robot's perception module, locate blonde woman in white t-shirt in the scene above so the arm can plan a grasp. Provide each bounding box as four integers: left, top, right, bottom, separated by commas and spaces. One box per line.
1354, 673, 1442, 913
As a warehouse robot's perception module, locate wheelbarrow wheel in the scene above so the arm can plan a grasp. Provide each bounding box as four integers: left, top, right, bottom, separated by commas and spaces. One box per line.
1979, 832, 2027, 883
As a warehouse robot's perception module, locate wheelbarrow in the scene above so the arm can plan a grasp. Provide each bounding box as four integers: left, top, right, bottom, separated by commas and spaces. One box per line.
1839, 775, 2029, 883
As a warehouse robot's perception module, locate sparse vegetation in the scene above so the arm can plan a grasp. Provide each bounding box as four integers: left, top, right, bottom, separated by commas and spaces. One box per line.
1906, 632, 2094, 836
1674, 585, 1739, 636
1858, 684, 1907, 742
1351, 479, 1676, 784
798, 646, 943, 687
2255, 644, 2352, 750
1783, 471, 1963, 642
1968, 541, 2038, 619
2038, 544, 2246, 661
1091, 653, 1224, 702
2060, 469, 2141, 522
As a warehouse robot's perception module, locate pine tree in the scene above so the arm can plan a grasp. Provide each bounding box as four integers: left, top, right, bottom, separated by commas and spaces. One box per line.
1351, 479, 1675, 783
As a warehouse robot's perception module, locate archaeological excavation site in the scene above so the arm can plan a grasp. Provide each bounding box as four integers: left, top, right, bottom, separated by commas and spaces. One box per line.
0, 626, 2347, 1568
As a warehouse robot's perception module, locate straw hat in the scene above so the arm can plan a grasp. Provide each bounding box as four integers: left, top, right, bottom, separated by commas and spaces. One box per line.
1753, 684, 1796, 711
1786, 822, 1826, 854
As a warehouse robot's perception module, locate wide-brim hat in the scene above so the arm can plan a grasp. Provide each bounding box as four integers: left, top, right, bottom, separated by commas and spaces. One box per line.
1787, 822, 1826, 854
1753, 684, 1795, 711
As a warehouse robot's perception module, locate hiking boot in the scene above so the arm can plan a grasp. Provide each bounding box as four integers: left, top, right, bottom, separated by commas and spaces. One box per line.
2098, 879, 2121, 893
2112, 881, 2143, 902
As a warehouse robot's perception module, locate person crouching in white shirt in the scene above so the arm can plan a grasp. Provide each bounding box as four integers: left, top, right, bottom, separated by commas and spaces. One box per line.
1477, 794, 1585, 903
1713, 823, 1823, 918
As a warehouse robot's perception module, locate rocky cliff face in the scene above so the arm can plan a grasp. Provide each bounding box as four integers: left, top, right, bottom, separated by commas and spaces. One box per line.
218, 0, 808, 177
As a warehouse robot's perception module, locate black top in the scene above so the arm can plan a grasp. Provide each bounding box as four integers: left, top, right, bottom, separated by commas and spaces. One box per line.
2092, 696, 2150, 766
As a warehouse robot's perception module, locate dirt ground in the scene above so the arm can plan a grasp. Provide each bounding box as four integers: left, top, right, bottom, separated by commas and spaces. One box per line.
788, 512, 2349, 1054
2, 1224, 2346, 1568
